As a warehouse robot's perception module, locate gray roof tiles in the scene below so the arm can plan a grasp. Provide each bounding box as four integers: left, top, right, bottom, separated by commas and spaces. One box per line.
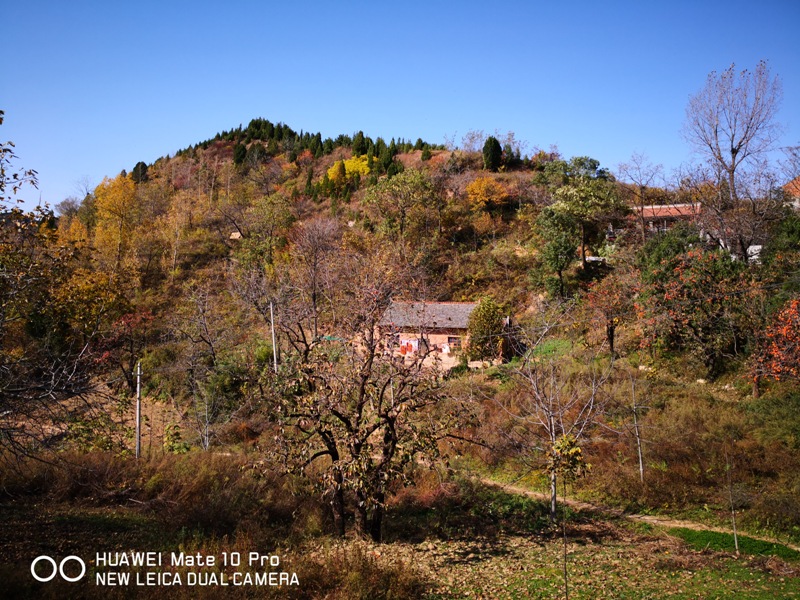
379, 301, 477, 331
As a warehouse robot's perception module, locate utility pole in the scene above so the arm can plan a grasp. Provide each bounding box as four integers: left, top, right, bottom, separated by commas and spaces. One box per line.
631, 375, 645, 484
270, 301, 278, 373
135, 361, 142, 459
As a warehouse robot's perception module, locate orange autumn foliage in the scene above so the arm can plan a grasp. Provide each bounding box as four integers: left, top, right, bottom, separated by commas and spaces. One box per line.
758, 298, 800, 381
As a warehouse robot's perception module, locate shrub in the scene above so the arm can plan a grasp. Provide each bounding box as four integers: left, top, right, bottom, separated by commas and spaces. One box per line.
282, 545, 429, 600
0, 451, 325, 544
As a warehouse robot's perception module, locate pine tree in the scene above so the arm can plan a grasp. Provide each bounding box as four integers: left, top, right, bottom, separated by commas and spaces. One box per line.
132, 161, 149, 183
352, 131, 366, 156
233, 143, 247, 165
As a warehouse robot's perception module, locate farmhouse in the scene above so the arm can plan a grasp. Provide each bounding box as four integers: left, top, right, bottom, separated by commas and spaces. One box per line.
379, 301, 477, 355
637, 203, 702, 233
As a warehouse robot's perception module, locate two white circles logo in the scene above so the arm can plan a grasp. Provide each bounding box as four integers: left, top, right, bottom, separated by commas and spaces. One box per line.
30, 555, 86, 582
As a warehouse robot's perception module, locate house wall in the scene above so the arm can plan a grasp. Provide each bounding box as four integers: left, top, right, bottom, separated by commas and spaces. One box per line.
396, 329, 468, 355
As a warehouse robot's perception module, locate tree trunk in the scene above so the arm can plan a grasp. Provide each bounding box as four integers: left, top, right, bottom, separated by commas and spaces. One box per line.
607, 321, 615, 357
638, 192, 647, 244
331, 471, 346, 537
354, 490, 369, 538
369, 491, 385, 543
550, 470, 558, 523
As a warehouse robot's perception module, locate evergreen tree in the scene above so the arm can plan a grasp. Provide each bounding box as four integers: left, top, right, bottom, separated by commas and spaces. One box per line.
386, 160, 404, 178
304, 168, 314, 195
352, 131, 366, 156
233, 143, 247, 165
483, 136, 502, 172
131, 161, 149, 183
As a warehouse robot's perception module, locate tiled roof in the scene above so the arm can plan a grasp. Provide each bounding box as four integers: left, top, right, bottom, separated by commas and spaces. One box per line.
639, 203, 701, 219
379, 301, 477, 330
785, 177, 800, 198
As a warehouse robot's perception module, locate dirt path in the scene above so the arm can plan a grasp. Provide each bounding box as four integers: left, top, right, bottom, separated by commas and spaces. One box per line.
481, 478, 800, 553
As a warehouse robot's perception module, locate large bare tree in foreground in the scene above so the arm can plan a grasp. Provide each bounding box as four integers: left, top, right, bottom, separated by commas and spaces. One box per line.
237, 222, 466, 541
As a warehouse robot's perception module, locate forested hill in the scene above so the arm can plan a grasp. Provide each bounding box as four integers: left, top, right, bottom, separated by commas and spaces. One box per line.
11, 110, 800, 401
54, 118, 562, 306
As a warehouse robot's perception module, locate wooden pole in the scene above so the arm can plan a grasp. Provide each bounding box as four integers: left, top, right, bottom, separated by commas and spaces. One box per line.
270, 302, 278, 373
135, 361, 142, 459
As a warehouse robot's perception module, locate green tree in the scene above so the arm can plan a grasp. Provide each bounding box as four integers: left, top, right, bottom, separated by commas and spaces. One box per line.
538, 206, 578, 298
364, 168, 435, 243
483, 136, 502, 172
467, 296, 504, 360
546, 157, 627, 268
238, 192, 294, 266
332, 160, 348, 196
352, 130, 366, 156
131, 161, 149, 183
542, 233, 577, 299
233, 142, 247, 165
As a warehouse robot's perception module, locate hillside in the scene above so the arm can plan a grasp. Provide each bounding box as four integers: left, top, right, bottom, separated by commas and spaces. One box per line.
2, 114, 800, 598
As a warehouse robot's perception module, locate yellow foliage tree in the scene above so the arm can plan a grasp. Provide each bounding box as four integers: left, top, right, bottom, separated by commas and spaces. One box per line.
58, 215, 89, 249
466, 176, 510, 212
94, 174, 138, 277
326, 155, 371, 184
328, 160, 347, 189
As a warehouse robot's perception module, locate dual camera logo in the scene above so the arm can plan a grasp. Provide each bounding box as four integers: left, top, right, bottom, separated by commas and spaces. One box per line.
30, 555, 86, 583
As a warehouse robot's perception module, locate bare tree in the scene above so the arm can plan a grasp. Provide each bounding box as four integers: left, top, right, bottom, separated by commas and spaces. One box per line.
617, 153, 664, 243
781, 144, 800, 186
289, 217, 341, 343
676, 161, 784, 259
492, 305, 614, 521
511, 353, 613, 521
683, 61, 782, 203
168, 280, 244, 450
460, 129, 486, 153
682, 61, 785, 258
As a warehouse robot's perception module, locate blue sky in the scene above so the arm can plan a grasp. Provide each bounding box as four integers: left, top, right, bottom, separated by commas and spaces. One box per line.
3, 0, 799, 209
